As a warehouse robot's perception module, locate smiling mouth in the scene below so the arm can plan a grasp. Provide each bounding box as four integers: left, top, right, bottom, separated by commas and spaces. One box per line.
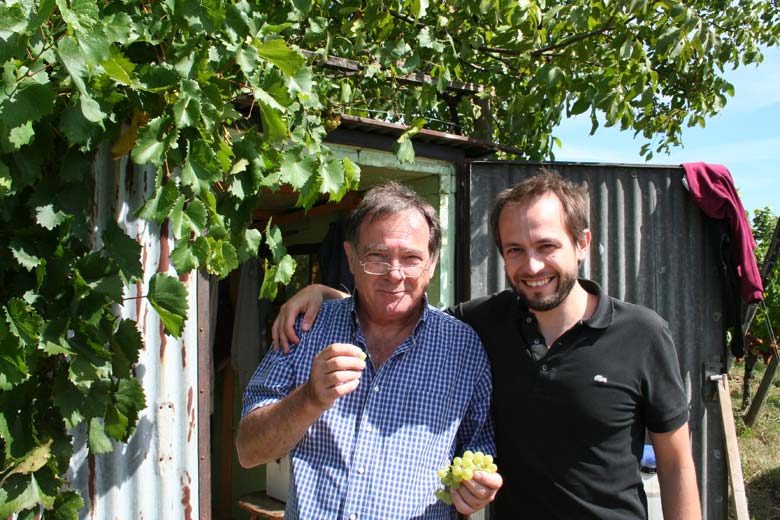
524, 277, 554, 288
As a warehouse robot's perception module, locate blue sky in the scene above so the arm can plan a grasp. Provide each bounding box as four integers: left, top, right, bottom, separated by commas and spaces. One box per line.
554, 46, 780, 216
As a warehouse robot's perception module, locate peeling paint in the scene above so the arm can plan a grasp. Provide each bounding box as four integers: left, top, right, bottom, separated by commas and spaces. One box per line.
160, 320, 167, 360
187, 387, 195, 443
88, 455, 96, 520
181, 472, 193, 520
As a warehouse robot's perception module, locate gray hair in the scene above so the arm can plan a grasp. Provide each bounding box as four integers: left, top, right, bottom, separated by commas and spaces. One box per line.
345, 181, 442, 259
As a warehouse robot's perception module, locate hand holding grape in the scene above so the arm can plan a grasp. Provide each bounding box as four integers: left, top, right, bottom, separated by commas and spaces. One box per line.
305, 343, 366, 410
435, 450, 503, 514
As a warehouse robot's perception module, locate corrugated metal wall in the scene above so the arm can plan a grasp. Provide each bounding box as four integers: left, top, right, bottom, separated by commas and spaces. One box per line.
66, 146, 201, 519
466, 161, 729, 519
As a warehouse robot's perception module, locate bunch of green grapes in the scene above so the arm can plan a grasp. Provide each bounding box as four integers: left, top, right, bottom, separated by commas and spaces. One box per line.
435, 450, 498, 505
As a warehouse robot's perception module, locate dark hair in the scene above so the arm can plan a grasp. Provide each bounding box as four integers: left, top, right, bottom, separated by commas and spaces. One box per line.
345, 181, 441, 259
489, 168, 589, 251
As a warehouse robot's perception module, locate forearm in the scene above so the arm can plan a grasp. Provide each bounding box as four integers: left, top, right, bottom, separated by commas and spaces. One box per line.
657, 463, 701, 520
235, 382, 324, 468
651, 425, 702, 520
316, 283, 350, 299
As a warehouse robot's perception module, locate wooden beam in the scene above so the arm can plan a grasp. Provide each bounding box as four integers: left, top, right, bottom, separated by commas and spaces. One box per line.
253, 191, 363, 227
716, 375, 750, 520
300, 50, 482, 94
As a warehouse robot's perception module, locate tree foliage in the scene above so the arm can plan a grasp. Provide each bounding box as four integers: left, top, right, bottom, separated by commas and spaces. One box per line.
0, 0, 778, 516
749, 207, 779, 359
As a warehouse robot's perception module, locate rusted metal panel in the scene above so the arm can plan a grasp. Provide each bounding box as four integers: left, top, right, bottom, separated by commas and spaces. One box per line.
66, 146, 201, 519
465, 160, 729, 519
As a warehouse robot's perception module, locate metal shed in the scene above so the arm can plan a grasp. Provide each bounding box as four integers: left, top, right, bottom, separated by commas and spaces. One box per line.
461, 160, 731, 519
73, 121, 737, 519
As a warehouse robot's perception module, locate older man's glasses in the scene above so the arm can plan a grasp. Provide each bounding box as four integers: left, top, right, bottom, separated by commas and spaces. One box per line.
359, 261, 430, 278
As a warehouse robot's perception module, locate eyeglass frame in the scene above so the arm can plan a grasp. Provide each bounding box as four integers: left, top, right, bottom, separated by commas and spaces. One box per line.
358, 259, 432, 278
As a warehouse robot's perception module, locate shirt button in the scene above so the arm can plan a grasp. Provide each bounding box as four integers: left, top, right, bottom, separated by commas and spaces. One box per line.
349, 515, 357, 520
526, 317, 533, 323
541, 364, 549, 372
357, 467, 365, 474
373, 386, 379, 392
365, 425, 373, 432
533, 338, 541, 345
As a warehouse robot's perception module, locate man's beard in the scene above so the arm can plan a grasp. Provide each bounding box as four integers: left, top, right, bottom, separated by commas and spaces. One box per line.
512, 270, 578, 312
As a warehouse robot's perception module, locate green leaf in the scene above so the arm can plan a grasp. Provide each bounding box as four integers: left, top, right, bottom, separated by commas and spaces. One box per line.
147, 273, 189, 338
40, 318, 73, 356
104, 404, 128, 441
342, 157, 361, 188
394, 139, 415, 164
259, 254, 297, 300
181, 139, 223, 195
137, 181, 180, 223
102, 220, 143, 283
0, 80, 56, 140
0, 159, 11, 197
0, 472, 56, 517
258, 97, 288, 143
53, 374, 86, 429
56, 36, 105, 123
279, 151, 316, 189
9, 241, 42, 270
173, 80, 203, 128
101, 47, 136, 86
0, 323, 28, 390
170, 241, 200, 274
237, 228, 263, 263
8, 121, 35, 149
76, 252, 123, 303
4, 298, 41, 347
131, 116, 177, 167
0, 3, 28, 40
255, 39, 306, 76
49, 491, 84, 520
185, 198, 207, 234
88, 417, 113, 454
110, 320, 142, 380
0, 439, 52, 485
35, 204, 68, 230
113, 377, 145, 438
320, 158, 345, 199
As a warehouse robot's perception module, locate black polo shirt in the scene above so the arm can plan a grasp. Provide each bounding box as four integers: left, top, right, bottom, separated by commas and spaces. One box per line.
449, 279, 689, 519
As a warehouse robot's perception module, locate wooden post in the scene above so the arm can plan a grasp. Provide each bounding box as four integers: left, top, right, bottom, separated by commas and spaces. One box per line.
716, 375, 750, 520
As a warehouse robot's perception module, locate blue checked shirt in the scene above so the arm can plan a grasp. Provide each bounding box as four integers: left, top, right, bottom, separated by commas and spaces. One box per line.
242, 296, 495, 520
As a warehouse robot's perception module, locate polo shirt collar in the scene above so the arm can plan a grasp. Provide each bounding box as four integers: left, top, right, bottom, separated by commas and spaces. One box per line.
577, 278, 613, 329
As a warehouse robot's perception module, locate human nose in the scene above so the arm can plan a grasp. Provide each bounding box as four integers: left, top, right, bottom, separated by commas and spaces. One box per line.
385, 264, 407, 280
524, 253, 545, 274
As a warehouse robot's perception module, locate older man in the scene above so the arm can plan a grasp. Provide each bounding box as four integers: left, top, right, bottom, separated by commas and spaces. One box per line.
236, 181, 502, 519
271, 170, 701, 520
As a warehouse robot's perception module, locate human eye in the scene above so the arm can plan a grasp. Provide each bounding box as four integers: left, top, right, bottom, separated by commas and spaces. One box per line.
503, 246, 523, 257
402, 255, 423, 266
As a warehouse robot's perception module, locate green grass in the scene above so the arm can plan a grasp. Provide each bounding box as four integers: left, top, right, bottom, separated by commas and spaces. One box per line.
729, 360, 780, 520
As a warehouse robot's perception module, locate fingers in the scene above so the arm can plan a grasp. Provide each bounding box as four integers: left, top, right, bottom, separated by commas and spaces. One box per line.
308, 344, 366, 409
270, 287, 326, 353
451, 471, 503, 515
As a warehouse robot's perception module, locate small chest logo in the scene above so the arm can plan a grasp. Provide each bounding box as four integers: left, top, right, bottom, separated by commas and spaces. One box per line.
593, 374, 608, 383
